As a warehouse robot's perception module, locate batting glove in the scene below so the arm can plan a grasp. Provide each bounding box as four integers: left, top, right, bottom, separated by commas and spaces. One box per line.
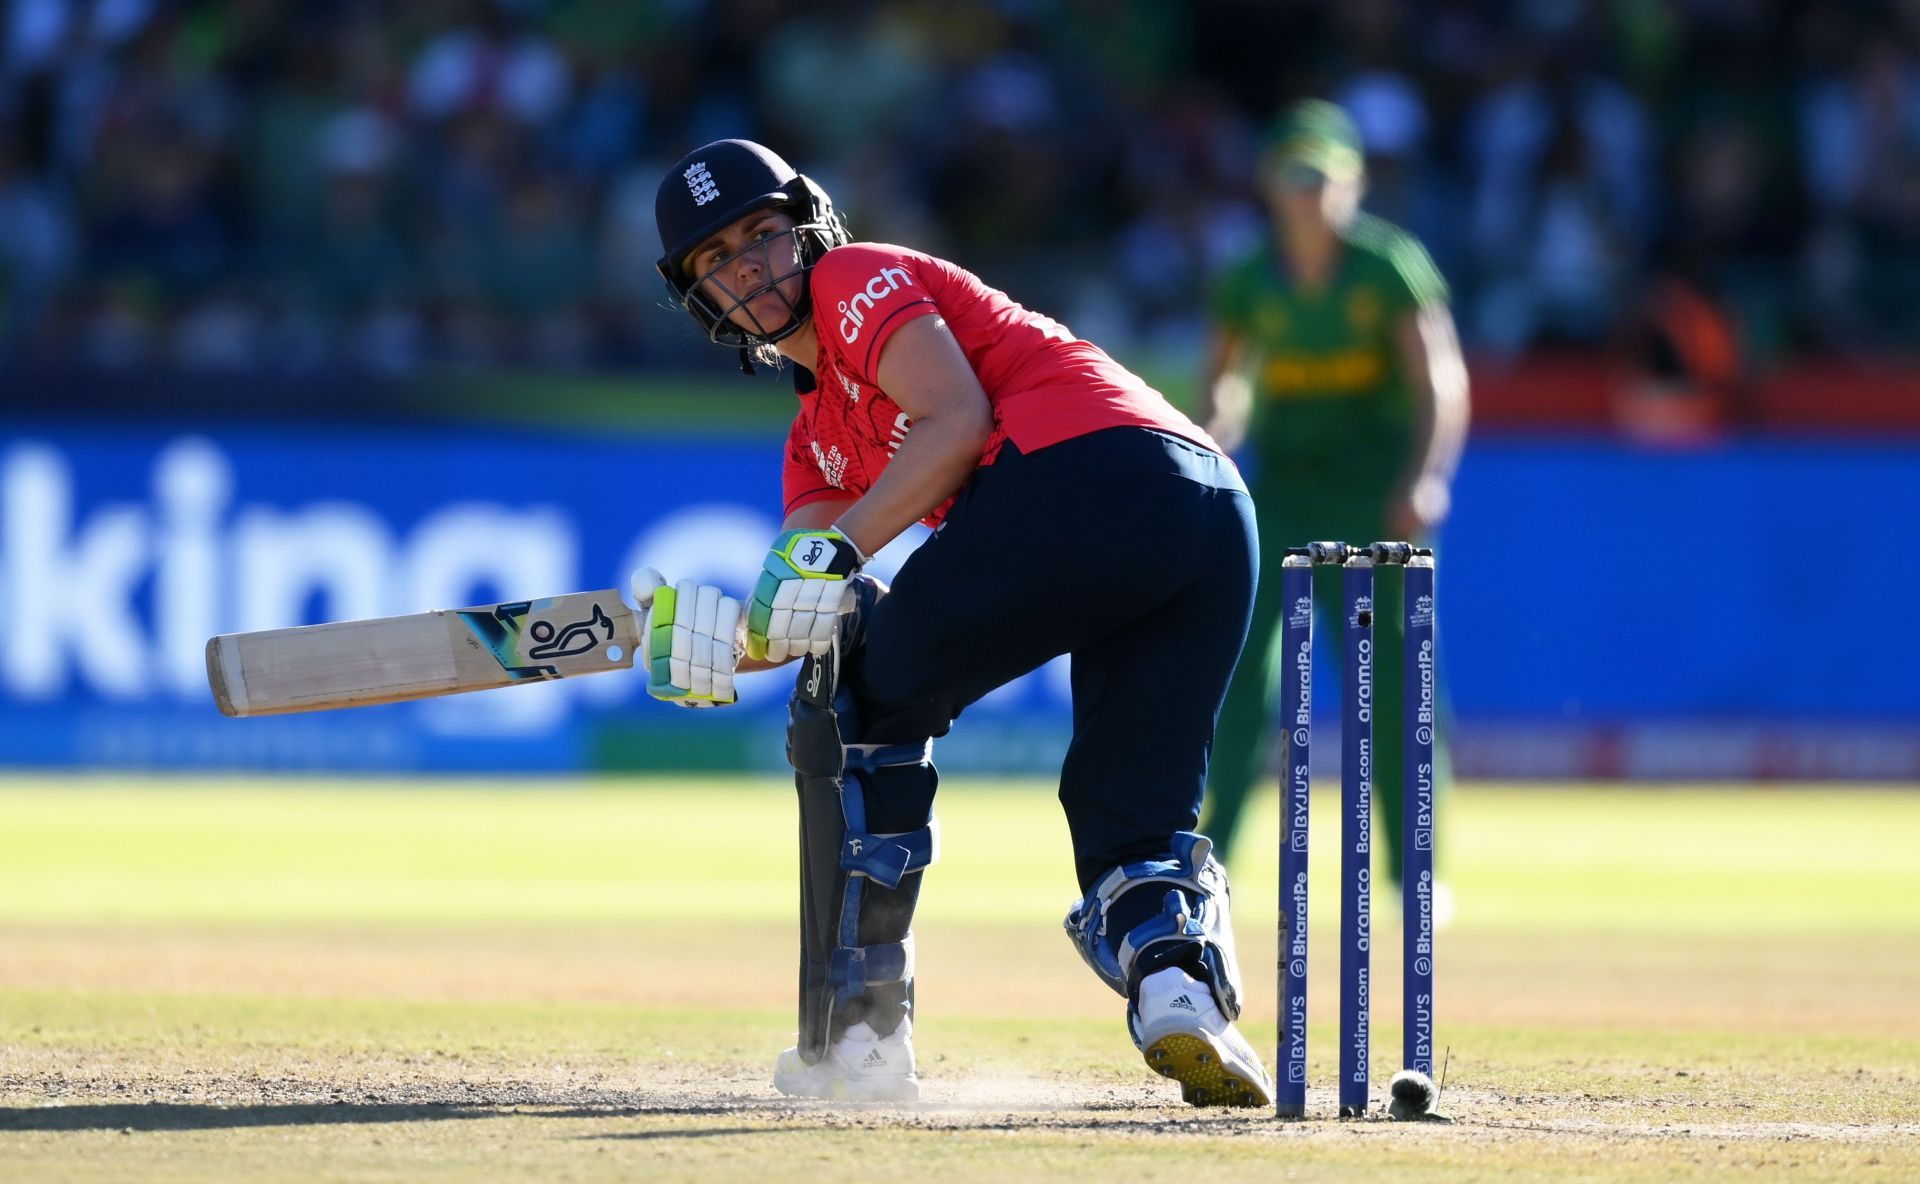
632, 567, 742, 707
747, 527, 867, 662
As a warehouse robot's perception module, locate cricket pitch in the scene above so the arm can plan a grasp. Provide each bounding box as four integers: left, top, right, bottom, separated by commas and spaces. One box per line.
2, 778, 1917, 1182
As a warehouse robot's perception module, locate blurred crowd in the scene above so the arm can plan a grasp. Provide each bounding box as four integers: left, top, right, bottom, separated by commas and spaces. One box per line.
4, 0, 1920, 377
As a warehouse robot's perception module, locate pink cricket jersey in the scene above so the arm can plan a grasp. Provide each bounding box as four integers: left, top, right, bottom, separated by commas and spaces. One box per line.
781, 243, 1219, 524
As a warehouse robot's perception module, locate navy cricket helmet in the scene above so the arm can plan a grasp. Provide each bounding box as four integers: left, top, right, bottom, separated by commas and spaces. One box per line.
654, 139, 850, 349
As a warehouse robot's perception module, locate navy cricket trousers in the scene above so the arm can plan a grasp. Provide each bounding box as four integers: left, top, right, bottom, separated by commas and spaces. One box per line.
847, 426, 1259, 890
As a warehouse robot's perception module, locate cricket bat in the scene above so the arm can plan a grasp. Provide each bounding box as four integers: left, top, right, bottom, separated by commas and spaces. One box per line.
206, 590, 639, 717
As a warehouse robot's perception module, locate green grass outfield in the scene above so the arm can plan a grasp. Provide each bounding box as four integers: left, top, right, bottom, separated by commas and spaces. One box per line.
2, 776, 1918, 1182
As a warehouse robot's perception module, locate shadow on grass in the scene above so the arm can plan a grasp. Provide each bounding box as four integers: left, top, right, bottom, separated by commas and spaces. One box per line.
1, 1099, 1256, 1139
0, 1101, 843, 1136
0, 1103, 495, 1132
582, 1126, 813, 1141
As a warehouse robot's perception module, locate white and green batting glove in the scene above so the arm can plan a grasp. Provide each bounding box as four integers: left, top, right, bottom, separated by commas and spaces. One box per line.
632, 567, 742, 707
748, 527, 867, 662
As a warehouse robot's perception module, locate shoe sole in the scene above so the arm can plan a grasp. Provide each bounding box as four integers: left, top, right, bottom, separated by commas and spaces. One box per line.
1143, 1032, 1273, 1108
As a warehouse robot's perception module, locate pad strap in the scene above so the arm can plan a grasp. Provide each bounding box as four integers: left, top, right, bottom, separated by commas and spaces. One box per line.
1064, 830, 1245, 1019
847, 740, 934, 770
841, 819, 940, 890
829, 941, 914, 996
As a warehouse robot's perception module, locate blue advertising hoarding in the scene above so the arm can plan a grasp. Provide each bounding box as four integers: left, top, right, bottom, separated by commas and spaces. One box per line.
2, 424, 1916, 778
0, 424, 1072, 773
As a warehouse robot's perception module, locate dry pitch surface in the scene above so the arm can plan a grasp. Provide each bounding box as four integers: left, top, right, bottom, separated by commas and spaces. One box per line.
1, 777, 1917, 1182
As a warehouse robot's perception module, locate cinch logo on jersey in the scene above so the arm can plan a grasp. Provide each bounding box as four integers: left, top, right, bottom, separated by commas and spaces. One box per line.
684, 161, 719, 206
838, 265, 914, 343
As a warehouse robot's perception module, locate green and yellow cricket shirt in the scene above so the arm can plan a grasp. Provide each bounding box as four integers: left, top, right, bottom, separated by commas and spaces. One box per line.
1208, 213, 1448, 484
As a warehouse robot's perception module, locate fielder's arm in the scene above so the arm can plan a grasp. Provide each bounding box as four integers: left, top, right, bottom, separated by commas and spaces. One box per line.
1197, 328, 1254, 454
1390, 304, 1471, 536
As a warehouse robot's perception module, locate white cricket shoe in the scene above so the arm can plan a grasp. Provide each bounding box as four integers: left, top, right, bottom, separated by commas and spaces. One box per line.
1131, 967, 1274, 1108
772, 1019, 919, 1103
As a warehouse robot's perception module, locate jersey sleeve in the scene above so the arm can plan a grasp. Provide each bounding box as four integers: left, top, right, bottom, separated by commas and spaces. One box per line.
1378, 229, 1450, 315
810, 243, 940, 380
781, 417, 842, 517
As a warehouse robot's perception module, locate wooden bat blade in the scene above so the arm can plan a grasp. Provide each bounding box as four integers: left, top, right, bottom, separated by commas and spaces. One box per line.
206, 590, 638, 717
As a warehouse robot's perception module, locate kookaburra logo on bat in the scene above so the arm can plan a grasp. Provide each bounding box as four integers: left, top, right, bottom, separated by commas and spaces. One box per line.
525, 603, 616, 660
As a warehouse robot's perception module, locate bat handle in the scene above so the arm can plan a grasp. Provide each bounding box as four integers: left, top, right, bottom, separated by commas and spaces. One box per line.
630, 566, 668, 608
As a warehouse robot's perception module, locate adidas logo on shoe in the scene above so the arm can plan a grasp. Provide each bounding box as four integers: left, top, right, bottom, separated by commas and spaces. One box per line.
1170, 994, 1197, 1012
772, 1020, 920, 1102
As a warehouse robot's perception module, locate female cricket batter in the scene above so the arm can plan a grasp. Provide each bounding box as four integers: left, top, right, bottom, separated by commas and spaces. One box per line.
641, 139, 1269, 1107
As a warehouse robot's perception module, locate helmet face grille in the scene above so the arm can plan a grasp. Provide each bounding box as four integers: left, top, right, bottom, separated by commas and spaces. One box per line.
679, 224, 813, 346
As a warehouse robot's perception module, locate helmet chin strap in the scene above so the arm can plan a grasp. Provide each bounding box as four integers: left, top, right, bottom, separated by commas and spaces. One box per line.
723, 290, 802, 374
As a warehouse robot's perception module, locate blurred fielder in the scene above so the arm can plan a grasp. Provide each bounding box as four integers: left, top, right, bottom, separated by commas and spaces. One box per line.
1199, 100, 1469, 892
641, 138, 1270, 1107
